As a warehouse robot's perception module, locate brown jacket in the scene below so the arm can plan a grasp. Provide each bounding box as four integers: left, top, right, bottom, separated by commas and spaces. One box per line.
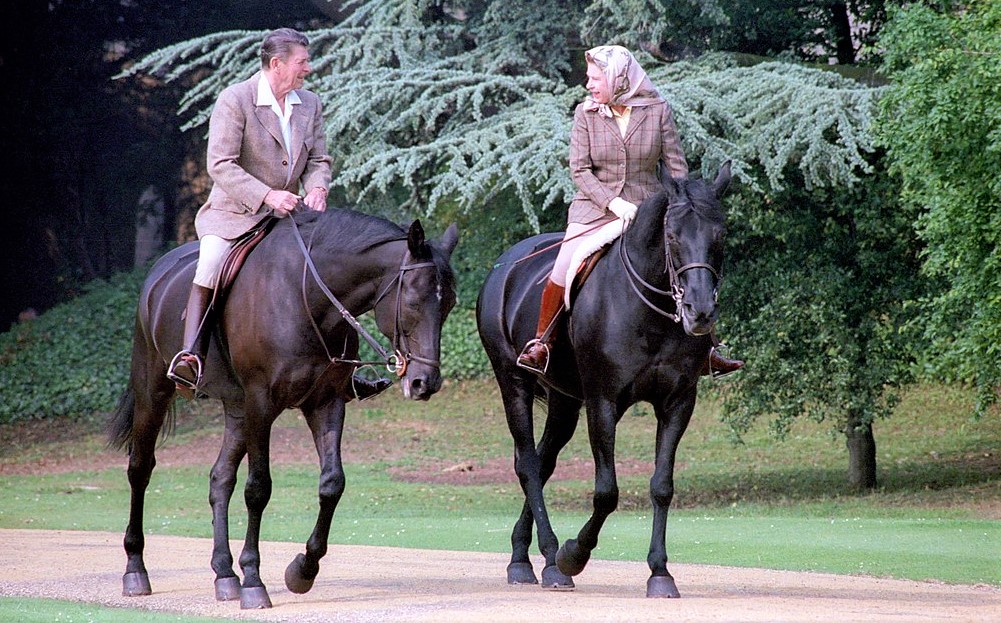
567, 100, 688, 225
195, 72, 332, 240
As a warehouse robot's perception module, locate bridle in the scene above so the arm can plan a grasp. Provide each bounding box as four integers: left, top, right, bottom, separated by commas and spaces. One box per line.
289, 216, 441, 379
618, 202, 720, 323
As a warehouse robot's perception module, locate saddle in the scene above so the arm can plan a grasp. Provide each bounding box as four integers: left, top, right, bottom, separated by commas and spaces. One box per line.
215, 216, 279, 297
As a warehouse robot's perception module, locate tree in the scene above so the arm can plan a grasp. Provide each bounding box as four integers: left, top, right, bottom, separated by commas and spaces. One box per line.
876, 0, 1001, 415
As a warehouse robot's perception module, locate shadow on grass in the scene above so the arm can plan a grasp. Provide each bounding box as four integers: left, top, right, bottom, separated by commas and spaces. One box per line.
544, 449, 1000, 512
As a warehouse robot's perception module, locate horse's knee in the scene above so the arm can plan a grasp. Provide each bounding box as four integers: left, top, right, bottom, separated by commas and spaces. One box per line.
592, 484, 619, 515
318, 469, 345, 502
244, 475, 273, 512
513, 452, 541, 486
650, 480, 674, 508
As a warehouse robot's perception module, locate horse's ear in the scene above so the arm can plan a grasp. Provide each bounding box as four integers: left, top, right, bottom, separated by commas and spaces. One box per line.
407, 220, 427, 256
713, 160, 732, 197
440, 223, 459, 257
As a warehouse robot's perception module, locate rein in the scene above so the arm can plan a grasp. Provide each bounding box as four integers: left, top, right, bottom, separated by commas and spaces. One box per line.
288, 215, 437, 378
618, 203, 719, 323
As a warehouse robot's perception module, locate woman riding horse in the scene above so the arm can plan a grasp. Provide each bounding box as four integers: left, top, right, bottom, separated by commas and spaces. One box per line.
516, 45, 742, 378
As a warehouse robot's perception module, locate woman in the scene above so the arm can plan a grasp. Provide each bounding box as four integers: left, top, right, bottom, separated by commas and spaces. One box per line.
516, 45, 743, 378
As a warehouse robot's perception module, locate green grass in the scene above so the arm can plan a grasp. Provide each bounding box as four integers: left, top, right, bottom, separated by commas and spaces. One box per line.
0, 380, 998, 592
0, 598, 221, 623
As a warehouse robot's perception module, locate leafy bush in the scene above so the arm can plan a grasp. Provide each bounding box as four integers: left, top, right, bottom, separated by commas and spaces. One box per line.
0, 269, 146, 423
0, 263, 493, 423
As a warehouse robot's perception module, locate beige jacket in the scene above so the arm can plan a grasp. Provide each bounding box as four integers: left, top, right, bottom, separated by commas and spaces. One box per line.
567, 100, 688, 225
195, 72, 332, 240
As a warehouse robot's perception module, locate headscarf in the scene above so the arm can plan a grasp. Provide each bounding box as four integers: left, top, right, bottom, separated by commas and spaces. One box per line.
582, 45, 664, 118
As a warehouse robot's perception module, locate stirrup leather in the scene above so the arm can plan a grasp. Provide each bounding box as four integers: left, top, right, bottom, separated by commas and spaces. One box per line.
516, 339, 551, 374
167, 351, 204, 389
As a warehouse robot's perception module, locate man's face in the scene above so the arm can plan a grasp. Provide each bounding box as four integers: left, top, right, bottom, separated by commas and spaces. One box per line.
272, 44, 311, 96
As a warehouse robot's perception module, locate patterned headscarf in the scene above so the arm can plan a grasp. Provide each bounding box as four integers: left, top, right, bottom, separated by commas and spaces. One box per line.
582, 45, 664, 118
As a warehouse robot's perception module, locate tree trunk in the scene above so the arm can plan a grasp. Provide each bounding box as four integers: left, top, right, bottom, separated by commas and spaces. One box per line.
829, 1, 856, 65
845, 409, 877, 490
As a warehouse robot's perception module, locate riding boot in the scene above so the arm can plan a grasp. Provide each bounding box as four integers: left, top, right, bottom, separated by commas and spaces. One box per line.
351, 375, 393, 401
516, 280, 566, 374
701, 346, 744, 378
167, 284, 213, 398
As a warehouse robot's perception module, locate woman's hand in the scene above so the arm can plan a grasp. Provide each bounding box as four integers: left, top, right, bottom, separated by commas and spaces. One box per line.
608, 197, 638, 225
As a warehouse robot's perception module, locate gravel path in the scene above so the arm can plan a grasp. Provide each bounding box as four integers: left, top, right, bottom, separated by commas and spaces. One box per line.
0, 529, 997, 622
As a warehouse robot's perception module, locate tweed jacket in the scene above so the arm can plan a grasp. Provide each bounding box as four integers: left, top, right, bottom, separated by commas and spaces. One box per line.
567, 100, 688, 225
195, 72, 332, 240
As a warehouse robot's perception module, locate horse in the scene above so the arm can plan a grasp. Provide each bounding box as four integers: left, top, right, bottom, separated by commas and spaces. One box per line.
107, 208, 458, 609
476, 162, 731, 598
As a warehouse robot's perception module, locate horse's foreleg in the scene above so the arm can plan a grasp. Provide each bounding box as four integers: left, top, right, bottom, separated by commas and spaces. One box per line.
645, 397, 695, 598
284, 399, 347, 595
208, 405, 248, 602
557, 397, 620, 578
236, 408, 276, 609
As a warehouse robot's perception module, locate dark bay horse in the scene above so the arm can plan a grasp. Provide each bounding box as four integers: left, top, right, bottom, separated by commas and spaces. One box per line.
108, 208, 458, 609
476, 163, 731, 597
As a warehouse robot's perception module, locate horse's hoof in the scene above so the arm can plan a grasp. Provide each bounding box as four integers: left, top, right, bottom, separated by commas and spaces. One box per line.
646, 574, 681, 598
214, 576, 241, 601
239, 585, 272, 609
506, 561, 538, 585
541, 565, 575, 590
555, 539, 589, 577
122, 571, 152, 596
285, 553, 317, 594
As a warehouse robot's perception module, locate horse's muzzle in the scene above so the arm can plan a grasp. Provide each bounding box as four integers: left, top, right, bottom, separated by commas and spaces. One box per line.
401, 371, 442, 401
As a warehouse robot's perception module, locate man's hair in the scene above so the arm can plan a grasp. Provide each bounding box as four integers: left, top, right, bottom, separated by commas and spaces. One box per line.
260, 28, 309, 68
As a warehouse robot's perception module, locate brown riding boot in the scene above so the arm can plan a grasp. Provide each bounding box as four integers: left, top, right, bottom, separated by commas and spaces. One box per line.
516, 280, 566, 374
702, 346, 744, 379
167, 284, 213, 398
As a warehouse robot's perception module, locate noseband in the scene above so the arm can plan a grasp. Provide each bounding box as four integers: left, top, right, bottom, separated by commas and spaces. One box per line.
619, 203, 720, 323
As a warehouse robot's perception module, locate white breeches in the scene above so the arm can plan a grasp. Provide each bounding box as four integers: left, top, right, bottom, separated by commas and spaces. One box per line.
193, 234, 234, 288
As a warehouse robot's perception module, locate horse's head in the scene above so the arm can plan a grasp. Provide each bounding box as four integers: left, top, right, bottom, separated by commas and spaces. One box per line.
663, 161, 731, 337
373, 220, 459, 401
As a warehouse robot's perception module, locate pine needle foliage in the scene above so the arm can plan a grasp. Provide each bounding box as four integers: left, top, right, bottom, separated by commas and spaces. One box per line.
117, 0, 884, 226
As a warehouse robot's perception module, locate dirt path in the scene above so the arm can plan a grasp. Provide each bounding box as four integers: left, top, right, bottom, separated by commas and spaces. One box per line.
0, 529, 997, 622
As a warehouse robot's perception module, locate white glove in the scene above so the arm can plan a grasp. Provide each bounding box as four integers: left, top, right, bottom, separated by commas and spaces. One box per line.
608, 197, 638, 225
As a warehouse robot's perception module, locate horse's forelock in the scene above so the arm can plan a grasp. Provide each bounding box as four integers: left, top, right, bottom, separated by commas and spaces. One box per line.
677, 178, 724, 223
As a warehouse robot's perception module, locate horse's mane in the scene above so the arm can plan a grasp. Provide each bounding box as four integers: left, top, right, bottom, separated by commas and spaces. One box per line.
663, 176, 725, 224
293, 208, 407, 256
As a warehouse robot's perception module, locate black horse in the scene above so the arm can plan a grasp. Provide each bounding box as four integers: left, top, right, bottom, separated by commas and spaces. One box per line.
476, 163, 731, 597
108, 208, 458, 609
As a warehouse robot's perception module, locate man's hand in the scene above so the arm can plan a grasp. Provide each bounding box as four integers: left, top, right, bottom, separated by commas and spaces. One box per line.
302, 187, 328, 212
264, 190, 302, 217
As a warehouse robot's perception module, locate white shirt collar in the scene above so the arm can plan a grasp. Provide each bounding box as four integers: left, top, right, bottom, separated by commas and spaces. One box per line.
256, 74, 302, 109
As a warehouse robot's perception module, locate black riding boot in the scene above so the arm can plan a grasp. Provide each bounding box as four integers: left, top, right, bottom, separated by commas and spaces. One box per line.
351, 375, 393, 401
167, 284, 213, 398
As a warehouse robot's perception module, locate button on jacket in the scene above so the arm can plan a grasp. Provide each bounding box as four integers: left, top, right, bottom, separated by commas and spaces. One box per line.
195, 72, 332, 240
567, 100, 688, 225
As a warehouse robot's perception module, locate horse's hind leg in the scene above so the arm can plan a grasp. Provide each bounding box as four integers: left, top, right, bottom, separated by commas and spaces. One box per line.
510, 390, 580, 589
283, 398, 347, 595
501, 375, 568, 588
118, 352, 174, 596
208, 400, 248, 602
645, 395, 696, 598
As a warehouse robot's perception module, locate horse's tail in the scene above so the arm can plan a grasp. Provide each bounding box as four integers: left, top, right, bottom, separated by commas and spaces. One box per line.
106, 385, 136, 452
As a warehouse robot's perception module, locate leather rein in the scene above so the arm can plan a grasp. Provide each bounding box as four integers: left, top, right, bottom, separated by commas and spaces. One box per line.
618, 203, 719, 323
288, 216, 439, 378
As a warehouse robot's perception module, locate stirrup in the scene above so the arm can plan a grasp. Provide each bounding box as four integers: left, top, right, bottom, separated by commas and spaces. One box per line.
167, 351, 204, 393
516, 339, 550, 374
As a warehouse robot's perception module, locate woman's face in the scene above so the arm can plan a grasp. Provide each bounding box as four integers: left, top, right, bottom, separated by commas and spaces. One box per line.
585, 62, 612, 104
